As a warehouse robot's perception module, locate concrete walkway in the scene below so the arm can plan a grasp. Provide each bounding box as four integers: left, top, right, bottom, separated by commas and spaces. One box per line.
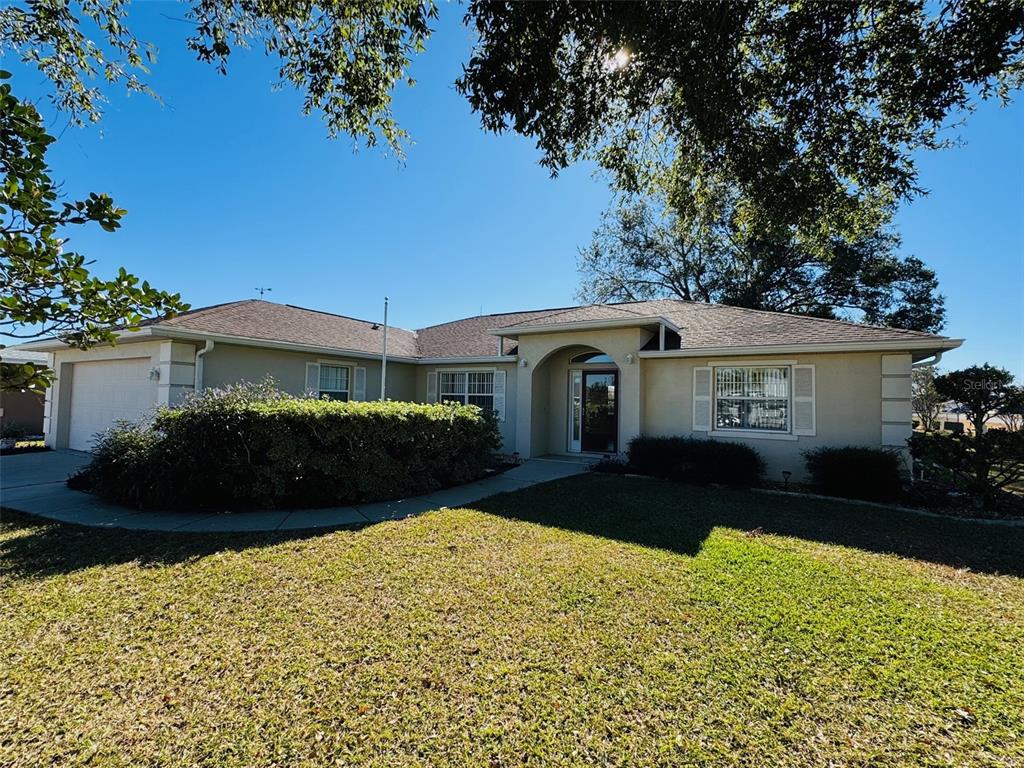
0, 450, 591, 533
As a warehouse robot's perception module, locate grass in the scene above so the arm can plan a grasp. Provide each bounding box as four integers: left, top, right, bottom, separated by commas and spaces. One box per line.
2, 474, 1022, 767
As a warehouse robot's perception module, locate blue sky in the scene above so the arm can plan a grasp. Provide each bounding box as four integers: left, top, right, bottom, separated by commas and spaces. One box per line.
9, 4, 1023, 377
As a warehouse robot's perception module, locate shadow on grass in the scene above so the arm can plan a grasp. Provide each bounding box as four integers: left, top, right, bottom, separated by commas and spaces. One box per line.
3, 474, 1022, 581
471, 474, 1024, 578
0, 508, 345, 581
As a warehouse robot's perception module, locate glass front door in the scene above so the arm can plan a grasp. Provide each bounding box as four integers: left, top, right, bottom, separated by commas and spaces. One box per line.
580, 370, 617, 453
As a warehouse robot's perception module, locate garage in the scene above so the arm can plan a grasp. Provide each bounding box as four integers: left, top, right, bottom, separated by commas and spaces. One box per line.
68, 358, 159, 451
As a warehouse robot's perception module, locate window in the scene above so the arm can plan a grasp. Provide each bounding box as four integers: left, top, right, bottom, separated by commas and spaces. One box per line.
570, 351, 614, 364
319, 364, 350, 401
439, 371, 495, 410
714, 366, 789, 432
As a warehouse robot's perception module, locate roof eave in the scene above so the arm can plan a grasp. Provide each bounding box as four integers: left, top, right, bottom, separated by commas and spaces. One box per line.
417, 355, 519, 364
7, 327, 156, 352
638, 338, 964, 359
152, 326, 421, 363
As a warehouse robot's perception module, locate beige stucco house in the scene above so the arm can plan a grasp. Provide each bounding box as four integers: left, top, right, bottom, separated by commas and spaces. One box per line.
21, 299, 962, 480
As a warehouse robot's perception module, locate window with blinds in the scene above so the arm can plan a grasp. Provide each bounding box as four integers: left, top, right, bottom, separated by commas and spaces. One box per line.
714, 366, 790, 432
319, 364, 350, 401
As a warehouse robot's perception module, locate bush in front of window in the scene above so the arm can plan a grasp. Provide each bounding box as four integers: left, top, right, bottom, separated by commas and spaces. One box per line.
74, 381, 501, 510
802, 446, 904, 502
625, 436, 764, 487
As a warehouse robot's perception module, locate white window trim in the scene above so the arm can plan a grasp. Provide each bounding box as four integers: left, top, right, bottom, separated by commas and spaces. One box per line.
710, 363, 794, 438
435, 367, 498, 407
317, 361, 352, 401
709, 429, 798, 442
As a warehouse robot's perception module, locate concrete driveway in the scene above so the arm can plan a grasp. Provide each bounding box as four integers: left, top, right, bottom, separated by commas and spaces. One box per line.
0, 450, 590, 533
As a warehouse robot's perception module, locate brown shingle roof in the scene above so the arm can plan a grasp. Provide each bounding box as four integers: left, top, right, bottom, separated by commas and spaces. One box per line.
497, 298, 948, 349
151, 298, 952, 359
157, 300, 420, 357
500, 303, 650, 328
415, 309, 565, 357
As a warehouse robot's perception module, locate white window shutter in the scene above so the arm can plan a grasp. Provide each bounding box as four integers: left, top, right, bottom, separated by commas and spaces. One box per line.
692, 367, 712, 432
426, 371, 438, 403
492, 370, 506, 422
353, 366, 366, 401
305, 362, 321, 397
792, 364, 816, 436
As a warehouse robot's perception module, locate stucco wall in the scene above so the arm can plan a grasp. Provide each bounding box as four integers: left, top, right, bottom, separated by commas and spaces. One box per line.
45, 338, 186, 448
202, 343, 417, 402
515, 327, 652, 457
414, 362, 519, 452
641, 351, 908, 481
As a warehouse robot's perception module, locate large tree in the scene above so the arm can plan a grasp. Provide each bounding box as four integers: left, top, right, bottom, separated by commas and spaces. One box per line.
0, 73, 186, 391
1, 0, 436, 386
578, 192, 945, 332
459, 1, 1024, 234
0, 0, 437, 154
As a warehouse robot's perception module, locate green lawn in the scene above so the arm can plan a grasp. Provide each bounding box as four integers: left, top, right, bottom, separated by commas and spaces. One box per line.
2, 474, 1022, 767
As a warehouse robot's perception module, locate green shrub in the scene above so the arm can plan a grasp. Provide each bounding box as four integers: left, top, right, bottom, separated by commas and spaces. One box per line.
76, 381, 501, 510
909, 430, 1024, 509
0, 420, 28, 440
803, 446, 904, 501
626, 436, 764, 487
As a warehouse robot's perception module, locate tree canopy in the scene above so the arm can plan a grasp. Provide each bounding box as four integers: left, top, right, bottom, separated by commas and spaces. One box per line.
935, 364, 1018, 434
0, 73, 187, 390
578, 187, 945, 332
459, 1, 1024, 233
0, 0, 438, 154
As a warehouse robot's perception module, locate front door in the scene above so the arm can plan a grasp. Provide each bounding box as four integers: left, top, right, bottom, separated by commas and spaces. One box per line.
572, 370, 617, 453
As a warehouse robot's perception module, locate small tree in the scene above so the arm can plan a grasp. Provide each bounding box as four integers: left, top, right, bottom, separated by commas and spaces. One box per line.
912, 366, 945, 432
934, 365, 1016, 435
910, 431, 1024, 510
998, 386, 1024, 432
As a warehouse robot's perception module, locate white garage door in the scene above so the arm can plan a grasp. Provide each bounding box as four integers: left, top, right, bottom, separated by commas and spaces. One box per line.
68, 358, 158, 451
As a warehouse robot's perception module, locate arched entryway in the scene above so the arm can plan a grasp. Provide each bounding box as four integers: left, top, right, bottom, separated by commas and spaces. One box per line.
529, 345, 620, 456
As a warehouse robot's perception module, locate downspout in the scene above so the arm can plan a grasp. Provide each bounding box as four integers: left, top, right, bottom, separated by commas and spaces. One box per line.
194, 340, 215, 392
912, 351, 944, 368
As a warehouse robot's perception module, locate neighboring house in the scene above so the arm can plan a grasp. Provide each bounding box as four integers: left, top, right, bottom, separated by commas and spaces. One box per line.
16, 299, 962, 480
0, 349, 48, 435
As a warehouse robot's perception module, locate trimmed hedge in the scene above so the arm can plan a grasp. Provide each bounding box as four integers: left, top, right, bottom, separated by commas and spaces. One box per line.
803, 446, 904, 501
626, 436, 764, 487
76, 382, 501, 510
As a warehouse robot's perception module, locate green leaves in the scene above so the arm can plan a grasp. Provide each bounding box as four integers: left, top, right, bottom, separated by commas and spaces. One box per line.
578, 189, 946, 332
184, 0, 438, 155
459, 1, 1024, 224
1, 76, 188, 377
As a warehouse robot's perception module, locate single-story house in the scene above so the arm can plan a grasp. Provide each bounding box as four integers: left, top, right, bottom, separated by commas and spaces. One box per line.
17, 298, 962, 480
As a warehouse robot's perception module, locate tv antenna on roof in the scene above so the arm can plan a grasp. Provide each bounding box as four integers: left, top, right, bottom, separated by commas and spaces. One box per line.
254, 287, 273, 299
